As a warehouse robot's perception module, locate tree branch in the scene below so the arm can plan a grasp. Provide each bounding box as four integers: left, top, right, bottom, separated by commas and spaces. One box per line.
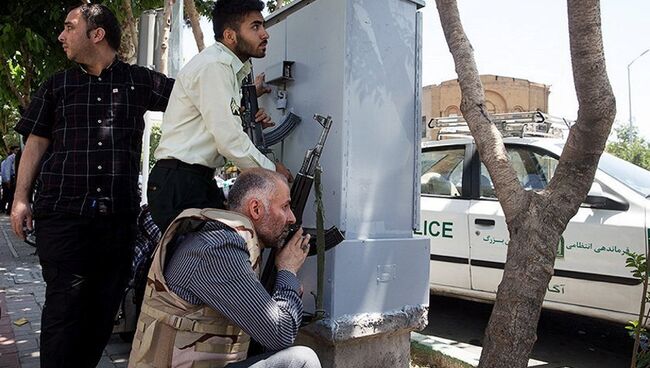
547, 0, 616, 225
119, 0, 138, 63
184, 0, 205, 52
434, 0, 525, 221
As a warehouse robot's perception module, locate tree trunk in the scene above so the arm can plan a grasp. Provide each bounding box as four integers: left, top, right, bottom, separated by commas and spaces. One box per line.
118, 0, 138, 64
434, 0, 616, 367
184, 0, 205, 52
158, 0, 174, 75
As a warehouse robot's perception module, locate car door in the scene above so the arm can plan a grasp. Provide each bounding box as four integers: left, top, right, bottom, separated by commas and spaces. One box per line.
468, 143, 645, 318
558, 161, 646, 317
419, 143, 472, 291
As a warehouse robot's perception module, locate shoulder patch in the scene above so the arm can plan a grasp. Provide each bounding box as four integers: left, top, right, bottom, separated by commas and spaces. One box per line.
230, 98, 240, 116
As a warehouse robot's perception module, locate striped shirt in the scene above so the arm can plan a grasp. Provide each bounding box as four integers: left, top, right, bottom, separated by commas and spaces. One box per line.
164, 221, 302, 351
15, 59, 174, 216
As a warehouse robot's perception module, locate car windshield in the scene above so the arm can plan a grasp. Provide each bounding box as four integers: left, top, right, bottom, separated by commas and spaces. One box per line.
598, 153, 650, 197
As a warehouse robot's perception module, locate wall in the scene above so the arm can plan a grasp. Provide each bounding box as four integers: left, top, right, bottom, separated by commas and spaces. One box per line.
422, 75, 550, 139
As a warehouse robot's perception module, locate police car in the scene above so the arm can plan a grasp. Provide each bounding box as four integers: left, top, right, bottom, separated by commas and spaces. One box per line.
419, 112, 650, 324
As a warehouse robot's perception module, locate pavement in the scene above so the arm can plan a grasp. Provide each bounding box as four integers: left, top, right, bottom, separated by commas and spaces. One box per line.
0, 211, 485, 368
0, 215, 132, 368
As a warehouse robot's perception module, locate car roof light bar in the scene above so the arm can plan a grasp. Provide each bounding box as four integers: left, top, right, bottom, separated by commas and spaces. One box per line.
428, 111, 570, 140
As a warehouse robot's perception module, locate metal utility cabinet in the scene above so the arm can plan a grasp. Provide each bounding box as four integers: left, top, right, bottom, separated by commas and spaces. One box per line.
255, 0, 429, 366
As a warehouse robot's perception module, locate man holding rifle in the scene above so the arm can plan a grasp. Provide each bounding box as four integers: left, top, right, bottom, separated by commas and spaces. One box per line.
149, 0, 292, 232
128, 168, 320, 368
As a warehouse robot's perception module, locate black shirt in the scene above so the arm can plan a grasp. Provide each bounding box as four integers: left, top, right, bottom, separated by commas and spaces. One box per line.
15, 60, 174, 216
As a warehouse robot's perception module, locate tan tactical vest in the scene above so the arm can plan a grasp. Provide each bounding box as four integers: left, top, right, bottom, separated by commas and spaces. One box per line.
128, 208, 262, 368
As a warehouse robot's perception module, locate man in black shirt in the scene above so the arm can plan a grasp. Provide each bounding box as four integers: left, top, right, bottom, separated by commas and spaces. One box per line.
10, 4, 174, 367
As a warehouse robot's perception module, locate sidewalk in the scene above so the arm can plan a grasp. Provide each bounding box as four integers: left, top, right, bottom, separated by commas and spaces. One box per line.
0, 213, 484, 368
0, 215, 132, 368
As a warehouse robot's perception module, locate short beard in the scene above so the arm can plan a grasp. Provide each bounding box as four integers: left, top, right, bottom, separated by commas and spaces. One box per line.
257, 225, 290, 249
234, 36, 265, 59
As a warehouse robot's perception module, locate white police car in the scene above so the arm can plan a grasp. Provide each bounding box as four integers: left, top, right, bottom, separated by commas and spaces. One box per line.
420, 116, 650, 324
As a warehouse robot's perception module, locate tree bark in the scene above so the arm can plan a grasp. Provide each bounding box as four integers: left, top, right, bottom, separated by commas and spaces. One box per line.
435, 0, 616, 367
118, 0, 138, 64
184, 0, 205, 52
158, 0, 174, 75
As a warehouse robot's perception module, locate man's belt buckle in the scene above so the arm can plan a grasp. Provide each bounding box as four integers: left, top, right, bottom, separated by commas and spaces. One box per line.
95, 197, 111, 215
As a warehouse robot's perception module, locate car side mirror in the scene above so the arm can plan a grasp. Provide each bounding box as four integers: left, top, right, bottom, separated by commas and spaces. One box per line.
587, 182, 603, 198
583, 182, 629, 211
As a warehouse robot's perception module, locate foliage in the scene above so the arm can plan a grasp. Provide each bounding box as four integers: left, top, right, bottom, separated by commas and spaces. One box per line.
266, 0, 294, 13
192, 0, 215, 18
624, 250, 650, 368
0, 1, 77, 156
606, 123, 650, 171
105, 0, 165, 24
0, 104, 21, 159
0, 0, 165, 155
0, 1, 75, 108
148, 124, 162, 169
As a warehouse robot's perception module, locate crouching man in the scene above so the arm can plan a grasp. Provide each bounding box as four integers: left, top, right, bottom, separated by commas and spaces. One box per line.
128, 168, 320, 368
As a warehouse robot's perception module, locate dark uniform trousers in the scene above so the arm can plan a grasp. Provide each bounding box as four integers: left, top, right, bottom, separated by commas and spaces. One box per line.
147, 158, 226, 233
35, 211, 136, 368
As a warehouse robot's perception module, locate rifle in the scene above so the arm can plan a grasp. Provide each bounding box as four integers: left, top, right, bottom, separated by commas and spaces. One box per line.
241, 72, 302, 151
241, 73, 270, 154
249, 115, 343, 356
260, 114, 344, 292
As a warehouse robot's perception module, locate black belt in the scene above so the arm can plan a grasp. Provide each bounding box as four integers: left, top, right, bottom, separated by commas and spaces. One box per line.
155, 159, 215, 179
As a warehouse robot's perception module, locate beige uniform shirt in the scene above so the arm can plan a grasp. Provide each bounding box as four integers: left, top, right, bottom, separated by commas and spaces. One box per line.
154, 42, 275, 170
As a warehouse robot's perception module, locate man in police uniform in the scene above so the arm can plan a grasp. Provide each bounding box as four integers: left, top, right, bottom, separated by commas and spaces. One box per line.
148, 0, 292, 233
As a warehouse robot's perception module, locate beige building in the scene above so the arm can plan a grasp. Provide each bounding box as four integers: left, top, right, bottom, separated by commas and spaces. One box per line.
422, 75, 550, 138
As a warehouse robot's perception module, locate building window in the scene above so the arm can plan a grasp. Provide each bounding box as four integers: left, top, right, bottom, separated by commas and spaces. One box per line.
421, 116, 427, 138
444, 106, 460, 117
485, 101, 497, 114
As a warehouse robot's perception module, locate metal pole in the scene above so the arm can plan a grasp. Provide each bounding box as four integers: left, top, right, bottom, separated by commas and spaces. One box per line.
627, 48, 649, 139
169, 0, 184, 78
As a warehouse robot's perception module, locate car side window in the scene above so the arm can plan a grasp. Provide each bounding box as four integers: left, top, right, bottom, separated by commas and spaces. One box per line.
530, 150, 558, 187
479, 163, 496, 198
479, 146, 559, 198
421, 147, 464, 197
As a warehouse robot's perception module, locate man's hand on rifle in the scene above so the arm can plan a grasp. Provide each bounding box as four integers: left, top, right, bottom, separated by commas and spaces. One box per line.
275, 161, 293, 183
255, 108, 274, 129
276, 229, 310, 276
255, 73, 272, 97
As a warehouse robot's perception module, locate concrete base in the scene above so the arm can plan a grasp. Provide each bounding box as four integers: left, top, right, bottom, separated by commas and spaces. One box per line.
295, 305, 428, 368
297, 329, 411, 368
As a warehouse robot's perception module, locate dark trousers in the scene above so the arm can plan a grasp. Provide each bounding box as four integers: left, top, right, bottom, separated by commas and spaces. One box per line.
7, 178, 15, 213
1, 182, 9, 212
35, 212, 136, 368
147, 160, 225, 232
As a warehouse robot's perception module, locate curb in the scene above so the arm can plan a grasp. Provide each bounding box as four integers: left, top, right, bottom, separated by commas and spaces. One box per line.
410, 332, 550, 368
410, 332, 478, 368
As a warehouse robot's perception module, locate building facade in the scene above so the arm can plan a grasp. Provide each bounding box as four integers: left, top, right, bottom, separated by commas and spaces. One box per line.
422, 75, 550, 139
